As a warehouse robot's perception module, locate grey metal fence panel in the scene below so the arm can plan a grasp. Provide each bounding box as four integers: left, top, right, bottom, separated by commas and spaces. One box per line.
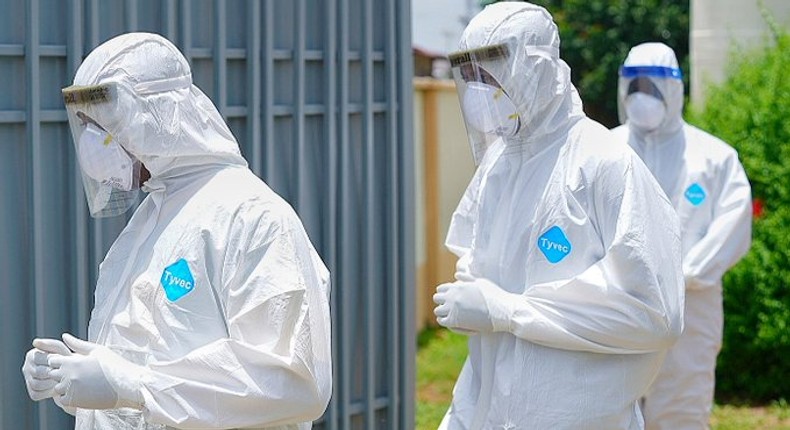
0, 1, 414, 429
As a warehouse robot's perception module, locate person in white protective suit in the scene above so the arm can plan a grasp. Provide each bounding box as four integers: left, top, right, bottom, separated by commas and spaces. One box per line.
612, 42, 752, 430
20, 32, 332, 429
432, 3, 685, 429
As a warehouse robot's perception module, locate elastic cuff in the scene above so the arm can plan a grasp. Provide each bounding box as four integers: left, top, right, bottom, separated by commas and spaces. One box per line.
114, 365, 147, 410
491, 316, 510, 333
489, 291, 516, 333
54, 397, 77, 416
684, 274, 700, 291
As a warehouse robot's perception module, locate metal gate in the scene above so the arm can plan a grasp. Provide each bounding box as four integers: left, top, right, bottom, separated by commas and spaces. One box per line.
0, 1, 414, 429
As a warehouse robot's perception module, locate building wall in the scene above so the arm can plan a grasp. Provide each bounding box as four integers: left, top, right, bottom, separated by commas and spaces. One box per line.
0, 1, 414, 429
691, 0, 790, 103
413, 78, 475, 331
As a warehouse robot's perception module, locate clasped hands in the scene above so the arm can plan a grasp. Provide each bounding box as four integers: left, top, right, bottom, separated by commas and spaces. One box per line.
433, 272, 516, 334
22, 334, 145, 411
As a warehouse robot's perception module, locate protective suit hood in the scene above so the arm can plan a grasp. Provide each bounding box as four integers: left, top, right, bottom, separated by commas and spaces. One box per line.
618, 42, 685, 140
457, 2, 584, 155
72, 32, 247, 181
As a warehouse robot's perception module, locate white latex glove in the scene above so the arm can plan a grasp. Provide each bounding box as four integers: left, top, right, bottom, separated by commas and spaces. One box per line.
439, 269, 480, 335
49, 334, 146, 411
22, 338, 71, 401
433, 278, 516, 333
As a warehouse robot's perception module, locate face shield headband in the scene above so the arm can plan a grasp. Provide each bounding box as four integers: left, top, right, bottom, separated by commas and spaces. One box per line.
619, 65, 683, 80
449, 43, 519, 165
618, 65, 683, 131
63, 83, 141, 218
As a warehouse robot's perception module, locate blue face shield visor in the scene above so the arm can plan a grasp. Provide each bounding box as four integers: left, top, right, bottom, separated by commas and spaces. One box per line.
619, 65, 683, 80
619, 65, 683, 99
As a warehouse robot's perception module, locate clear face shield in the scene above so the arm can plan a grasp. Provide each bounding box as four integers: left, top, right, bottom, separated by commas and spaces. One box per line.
449, 44, 521, 165
618, 65, 682, 131
63, 84, 141, 217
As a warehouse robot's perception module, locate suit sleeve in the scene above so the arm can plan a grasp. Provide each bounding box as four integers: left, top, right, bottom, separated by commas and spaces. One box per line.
683, 152, 752, 290
500, 156, 685, 354
138, 214, 332, 429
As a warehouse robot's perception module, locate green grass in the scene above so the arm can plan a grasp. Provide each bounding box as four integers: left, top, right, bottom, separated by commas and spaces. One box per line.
711, 401, 790, 430
416, 328, 469, 430
416, 328, 790, 430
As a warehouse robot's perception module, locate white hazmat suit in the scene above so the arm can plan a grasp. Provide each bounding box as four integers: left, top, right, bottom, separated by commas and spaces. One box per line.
22, 33, 332, 430
612, 42, 752, 430
433, 4, 685, 429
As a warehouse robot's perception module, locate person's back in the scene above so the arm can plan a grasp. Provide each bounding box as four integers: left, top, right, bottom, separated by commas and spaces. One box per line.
611, 42, 752, 430
432, 3, 684, 429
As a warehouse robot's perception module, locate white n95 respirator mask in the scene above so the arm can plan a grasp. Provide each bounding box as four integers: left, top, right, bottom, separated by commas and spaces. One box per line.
461, 82, 521, 136
77, 123, 136, 191
625, 93, 666, 132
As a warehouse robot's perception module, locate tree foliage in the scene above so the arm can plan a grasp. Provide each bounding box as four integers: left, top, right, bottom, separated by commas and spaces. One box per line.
482, 0, 689, 127
688, 29, 790, 402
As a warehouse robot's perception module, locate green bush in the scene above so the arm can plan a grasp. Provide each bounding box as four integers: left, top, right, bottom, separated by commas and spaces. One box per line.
689, 29, 790, 402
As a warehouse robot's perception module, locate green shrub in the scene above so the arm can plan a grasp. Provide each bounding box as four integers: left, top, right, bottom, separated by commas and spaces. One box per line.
689, 29, 790, 402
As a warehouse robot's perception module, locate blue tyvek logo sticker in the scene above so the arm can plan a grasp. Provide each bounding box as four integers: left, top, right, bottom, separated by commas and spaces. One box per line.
537, 226, 572, 264
685, 183, 706, 206
160, 258, 195, 302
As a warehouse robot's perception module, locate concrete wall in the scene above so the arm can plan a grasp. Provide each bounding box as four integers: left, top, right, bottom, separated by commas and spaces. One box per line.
691, 0, 790, 103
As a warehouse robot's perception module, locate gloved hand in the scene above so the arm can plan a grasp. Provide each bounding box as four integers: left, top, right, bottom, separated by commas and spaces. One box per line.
22, 338, 71, 401
433, 278, 516, 334
49, 334, 146, 410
